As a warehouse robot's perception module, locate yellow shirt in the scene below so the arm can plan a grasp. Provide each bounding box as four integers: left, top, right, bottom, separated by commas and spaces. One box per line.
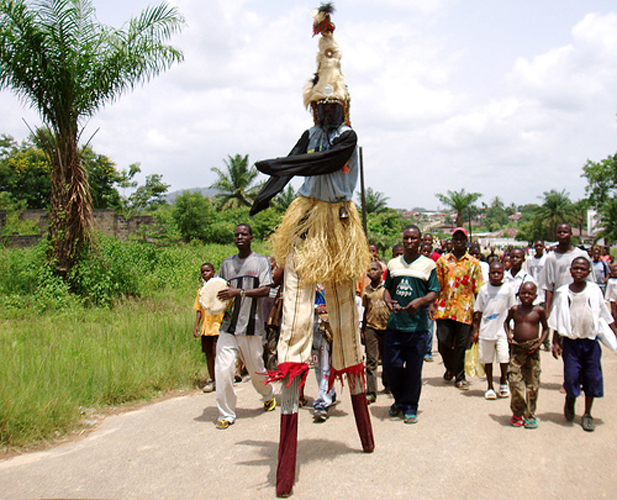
193, 292, 224, 336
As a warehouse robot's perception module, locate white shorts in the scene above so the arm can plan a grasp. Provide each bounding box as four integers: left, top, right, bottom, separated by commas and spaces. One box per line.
478, 337, 510, 364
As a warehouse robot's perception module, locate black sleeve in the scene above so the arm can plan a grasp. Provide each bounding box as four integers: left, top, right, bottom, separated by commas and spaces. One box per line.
254, 130, 357, 178
249, 130, 357, 216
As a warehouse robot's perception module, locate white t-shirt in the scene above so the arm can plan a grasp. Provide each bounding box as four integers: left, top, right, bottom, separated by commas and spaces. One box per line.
541, 247, 594, 293
605, 277, 617, 303
526, 253, 547, 303
504, 268, 540, 305
474, 282, 516, 340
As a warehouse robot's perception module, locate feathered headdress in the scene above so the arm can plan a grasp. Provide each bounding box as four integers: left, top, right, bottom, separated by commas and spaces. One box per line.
303, 3, 351, 123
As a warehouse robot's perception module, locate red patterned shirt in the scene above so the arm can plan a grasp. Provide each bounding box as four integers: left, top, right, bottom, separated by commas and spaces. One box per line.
434, 252, 484, 325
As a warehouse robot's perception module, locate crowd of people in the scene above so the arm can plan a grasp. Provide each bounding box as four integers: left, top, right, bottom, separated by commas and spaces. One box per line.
192, 221, 617, 437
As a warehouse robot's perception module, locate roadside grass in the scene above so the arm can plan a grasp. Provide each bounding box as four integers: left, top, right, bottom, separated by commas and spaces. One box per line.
0, 237, 271, 449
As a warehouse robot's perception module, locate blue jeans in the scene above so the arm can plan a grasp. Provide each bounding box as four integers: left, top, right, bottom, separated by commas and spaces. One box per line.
383, 330, 428, 415
425, 316, 434, 357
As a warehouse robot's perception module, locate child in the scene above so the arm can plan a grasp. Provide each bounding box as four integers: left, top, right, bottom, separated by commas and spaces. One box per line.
504, 282, 548, 428
549, 257, 617, 432
193, 263, 224, 393
420, 242, 436, 362
472, 261, 515, 400
605, 263, 617, 322
362, 261, 390, 403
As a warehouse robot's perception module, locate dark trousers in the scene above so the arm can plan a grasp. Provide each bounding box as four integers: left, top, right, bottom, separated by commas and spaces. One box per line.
365, 327, 388, 395
436, 319, 471, 383
383, 330, 428, 414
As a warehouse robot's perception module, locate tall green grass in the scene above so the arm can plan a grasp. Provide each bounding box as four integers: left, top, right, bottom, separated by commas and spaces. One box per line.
0, 237, 271, 448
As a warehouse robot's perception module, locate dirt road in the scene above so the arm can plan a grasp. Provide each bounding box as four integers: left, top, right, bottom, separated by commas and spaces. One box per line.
2, 346, 617, 499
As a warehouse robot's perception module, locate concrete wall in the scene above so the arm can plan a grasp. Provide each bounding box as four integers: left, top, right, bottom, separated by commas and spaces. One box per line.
0, 209, 159, 247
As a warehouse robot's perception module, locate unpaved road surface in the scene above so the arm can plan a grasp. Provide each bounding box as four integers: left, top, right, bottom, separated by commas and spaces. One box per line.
2, 345, 617, 499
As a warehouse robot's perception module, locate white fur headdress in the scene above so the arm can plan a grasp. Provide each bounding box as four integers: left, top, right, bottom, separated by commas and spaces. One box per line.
303, 3, 350, 112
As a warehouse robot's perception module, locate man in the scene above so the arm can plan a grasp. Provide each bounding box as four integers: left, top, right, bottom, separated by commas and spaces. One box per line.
541, 223, 593, 315
434, 227, 484, 390
384, 226, 440, 423
214, 224, 276, 430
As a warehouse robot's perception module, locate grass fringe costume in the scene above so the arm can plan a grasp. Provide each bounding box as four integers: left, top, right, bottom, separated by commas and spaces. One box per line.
250, 4, 374, 497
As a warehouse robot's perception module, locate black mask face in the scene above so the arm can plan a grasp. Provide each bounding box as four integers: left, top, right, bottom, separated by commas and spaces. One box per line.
316, 102, 344, 130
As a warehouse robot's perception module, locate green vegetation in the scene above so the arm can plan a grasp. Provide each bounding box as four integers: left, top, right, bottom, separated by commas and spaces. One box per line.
0, 238, 270, 449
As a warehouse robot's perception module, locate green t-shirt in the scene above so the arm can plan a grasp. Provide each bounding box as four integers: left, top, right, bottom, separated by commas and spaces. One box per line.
384, 254, 440, 333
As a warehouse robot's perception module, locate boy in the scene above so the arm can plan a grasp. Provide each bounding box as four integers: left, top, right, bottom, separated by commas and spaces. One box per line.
504, 282, 548, 428
420, 242, 436, 362
362, 261, 390, 404
549, 257, 617, 432
193, 263, 223, 393
471, 261, 515, 400
604, 263, 617, 322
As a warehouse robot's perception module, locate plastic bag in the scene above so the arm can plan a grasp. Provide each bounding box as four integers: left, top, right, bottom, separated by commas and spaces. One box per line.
598, 317, 617, 351
464, 342, 485, 378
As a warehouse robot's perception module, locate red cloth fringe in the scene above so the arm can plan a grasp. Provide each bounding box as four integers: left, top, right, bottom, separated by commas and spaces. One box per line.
261, 362, 310, 389
328, 362, 366, 393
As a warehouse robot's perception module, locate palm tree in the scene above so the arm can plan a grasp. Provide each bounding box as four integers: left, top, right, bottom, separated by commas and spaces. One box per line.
358, 187, 390, 214
0, 0, 184, 277
274, 184, 296, 211
210, 154, 262, 209
435, 189, 482, 227
534, 189, 574, 238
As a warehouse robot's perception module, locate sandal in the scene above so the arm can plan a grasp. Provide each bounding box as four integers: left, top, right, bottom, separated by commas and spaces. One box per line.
215, 419, 234, 430
510, 415, 524, 427
524, 418, 538, 429
455, 380, 469, 390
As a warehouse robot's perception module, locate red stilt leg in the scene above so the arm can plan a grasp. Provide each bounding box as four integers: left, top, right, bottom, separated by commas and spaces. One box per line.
276, 412, 298, 497
351, 393, 375, 453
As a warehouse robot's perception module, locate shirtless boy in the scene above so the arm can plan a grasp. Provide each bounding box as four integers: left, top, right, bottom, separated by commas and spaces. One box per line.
504, 282, 548, 429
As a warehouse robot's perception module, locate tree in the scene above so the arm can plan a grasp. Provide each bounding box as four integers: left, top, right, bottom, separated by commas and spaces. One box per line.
435, 189, 482, 227
582, 152, 617, 243
0, 133, 126, 210
274, 185, 296, 212
172, 191, 213, 242
210, 154, 261, 209
0, 0, 184, 276
358, 187, 389, 214
534, 189, 574, 238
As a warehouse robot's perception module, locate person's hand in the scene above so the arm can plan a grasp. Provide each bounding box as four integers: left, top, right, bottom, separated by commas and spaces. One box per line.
217, 288, 240, 300
403, 298, 422, 315
552, 342, 562, 359
387, 300, 401, 313
470, 331, 479, 344
428, 303, 436, 320
529, 341, 539, 354
193, 326, 200, 338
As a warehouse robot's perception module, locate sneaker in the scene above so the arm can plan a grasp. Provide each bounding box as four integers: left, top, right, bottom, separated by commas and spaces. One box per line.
582, 413, 595, 432
564, 395, 575, 422
424, 354, 434, 362
389, 403, 401, 417
498, 384, 510, 398
264, 397, 277, 412
215, 419, 234, 430
202, 381, 215, 393
314, 407, 328, 422
484, 389, 497, 400
366, 393, 376, 405
524, 418, 538, 429
510, 414, 524, 427
404, 413, 418, 424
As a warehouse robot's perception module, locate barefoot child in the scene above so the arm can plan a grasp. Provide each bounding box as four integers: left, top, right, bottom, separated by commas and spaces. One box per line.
193, 263, 224, 393
472, 261, 515, 400
549, 257, 617, 432
504, 282, 548, 428
604, 263, 617, 323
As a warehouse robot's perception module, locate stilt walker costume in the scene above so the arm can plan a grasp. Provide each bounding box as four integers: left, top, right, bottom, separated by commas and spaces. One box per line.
249, 4, 374, 497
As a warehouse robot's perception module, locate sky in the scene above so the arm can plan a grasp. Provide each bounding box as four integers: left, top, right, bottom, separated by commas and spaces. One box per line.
2, 0, 617, 211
